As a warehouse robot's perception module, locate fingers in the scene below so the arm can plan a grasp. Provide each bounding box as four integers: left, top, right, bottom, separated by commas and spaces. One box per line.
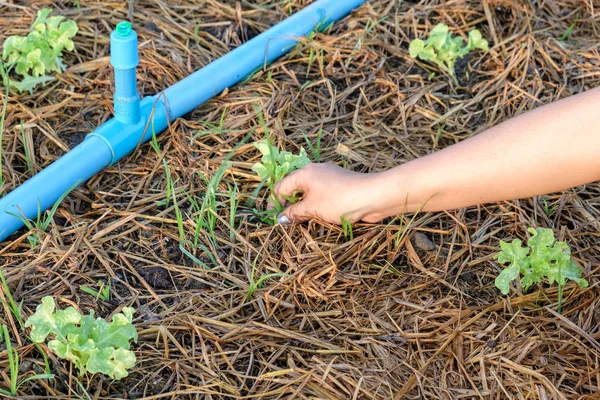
278, 199, 312, 224
274, 167, 309, 200
265, 165, 319, 224
267, 167, 311, 210
274, 168, 315, 224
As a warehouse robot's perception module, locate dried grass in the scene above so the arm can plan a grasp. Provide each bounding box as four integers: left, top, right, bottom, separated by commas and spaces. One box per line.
1, 0, 600, 399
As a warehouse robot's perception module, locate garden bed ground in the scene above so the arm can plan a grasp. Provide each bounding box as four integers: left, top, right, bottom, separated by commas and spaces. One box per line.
1, 0, 600, 399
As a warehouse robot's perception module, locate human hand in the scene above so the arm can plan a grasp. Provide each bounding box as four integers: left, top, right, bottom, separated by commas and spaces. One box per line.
271, 163, 386, 225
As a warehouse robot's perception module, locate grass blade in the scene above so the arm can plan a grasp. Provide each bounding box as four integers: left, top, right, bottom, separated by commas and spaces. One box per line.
41, 179, 82, 231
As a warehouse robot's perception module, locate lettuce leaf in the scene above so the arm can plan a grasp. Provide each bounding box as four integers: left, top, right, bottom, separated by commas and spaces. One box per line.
251, 140, 310, 184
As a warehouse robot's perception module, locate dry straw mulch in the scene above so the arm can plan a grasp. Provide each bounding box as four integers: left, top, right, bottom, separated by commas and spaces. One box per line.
1, 0, 600, 399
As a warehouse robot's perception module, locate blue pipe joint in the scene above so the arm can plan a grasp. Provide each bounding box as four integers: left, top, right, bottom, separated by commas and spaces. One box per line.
89, 95, 170, 165
110, 21, 141, 124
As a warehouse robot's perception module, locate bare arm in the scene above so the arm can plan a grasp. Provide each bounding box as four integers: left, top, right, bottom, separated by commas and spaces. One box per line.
274, 86, 600, 224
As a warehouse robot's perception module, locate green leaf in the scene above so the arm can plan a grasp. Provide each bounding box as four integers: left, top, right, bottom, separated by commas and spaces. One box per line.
408, 39, 425, 58
24, 297, 81, 342
58, 20, 78, 51
467, 29, 489, 51
15, 58, 30, 76
428, 24, 449, 49
251, 162, 270, 181
494, 240, 529, 295
47, 20, 78, 54
252, 142, 311, 184
495, 239, 529, 265
416, 46, 437, 62
45, 16, 65, 32
430, 23, 449, 37
32, 9, 54, 33
253, 140, 274, 157
274, 164, 287, 183
287, 148, 310, 171
2, 36, 23, 60
10, 75, 55, 94
558, 260, 589, 288
27, 49, 46, 77
87, 347, 136, 380
92, 308, 138, 350
452, 36, 464, 47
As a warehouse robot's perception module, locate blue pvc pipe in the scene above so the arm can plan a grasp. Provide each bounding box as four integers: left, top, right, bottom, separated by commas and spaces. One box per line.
0, 0, 367, 242
0, 138, 113, 241
163, 0, 367, 117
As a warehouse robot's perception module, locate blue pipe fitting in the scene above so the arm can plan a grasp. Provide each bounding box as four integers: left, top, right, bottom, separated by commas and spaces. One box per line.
89, 95, 170, 165
0, 96, 171, 241
110, 21, 141, 124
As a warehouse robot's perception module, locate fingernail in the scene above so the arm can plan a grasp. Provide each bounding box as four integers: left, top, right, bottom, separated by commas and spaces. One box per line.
277, 215, 291, 225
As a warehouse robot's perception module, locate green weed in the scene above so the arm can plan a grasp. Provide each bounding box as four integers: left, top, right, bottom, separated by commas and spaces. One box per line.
149, 131, 174, 208
302, 128, 322, 162
341, 215, 354, 240
0, 62, 10, 193
0, 269, 24, 327
179, 242, 211, 270
0, 269, 51, 374
20, 121, 33, 175
199, 161, 231, 245
172, 180, 185, 244
300, 80, 312, 90
368, 261, 402, 278
228, 184, 239, 242
80, 280, 111, 301
0, 325, 54, 396
542, 199, 559, 216
245, 256, 291, 302
6, 180, 80, 246
192, 108, 229, 140
560, 21, 577, 41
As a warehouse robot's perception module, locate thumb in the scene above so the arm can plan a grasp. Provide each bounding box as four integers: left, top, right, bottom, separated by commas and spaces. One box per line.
273, 166, 314, 224
274, 167, 309, 200
277, 199, 312, 225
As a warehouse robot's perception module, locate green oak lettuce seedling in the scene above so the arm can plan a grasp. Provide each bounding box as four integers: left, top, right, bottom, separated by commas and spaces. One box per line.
495, 228, 588, 295
252, 140, 310, 212
252, 141, 311, 185
2, 8, 78, 93
409, 23, 488, 82
24, 297, 137, 380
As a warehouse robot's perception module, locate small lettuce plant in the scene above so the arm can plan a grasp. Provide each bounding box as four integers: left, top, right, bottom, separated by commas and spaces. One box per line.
252, 140, 310, 217
409, 23, 488, 82
495, 228, 588, 296
24, 297, 137, 380
2, 8, 78, 93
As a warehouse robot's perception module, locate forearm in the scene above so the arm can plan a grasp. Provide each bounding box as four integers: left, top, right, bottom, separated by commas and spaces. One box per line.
370, 87, 600, 217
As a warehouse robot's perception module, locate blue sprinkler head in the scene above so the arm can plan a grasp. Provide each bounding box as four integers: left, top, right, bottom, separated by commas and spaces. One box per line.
110, 21, 141, 124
